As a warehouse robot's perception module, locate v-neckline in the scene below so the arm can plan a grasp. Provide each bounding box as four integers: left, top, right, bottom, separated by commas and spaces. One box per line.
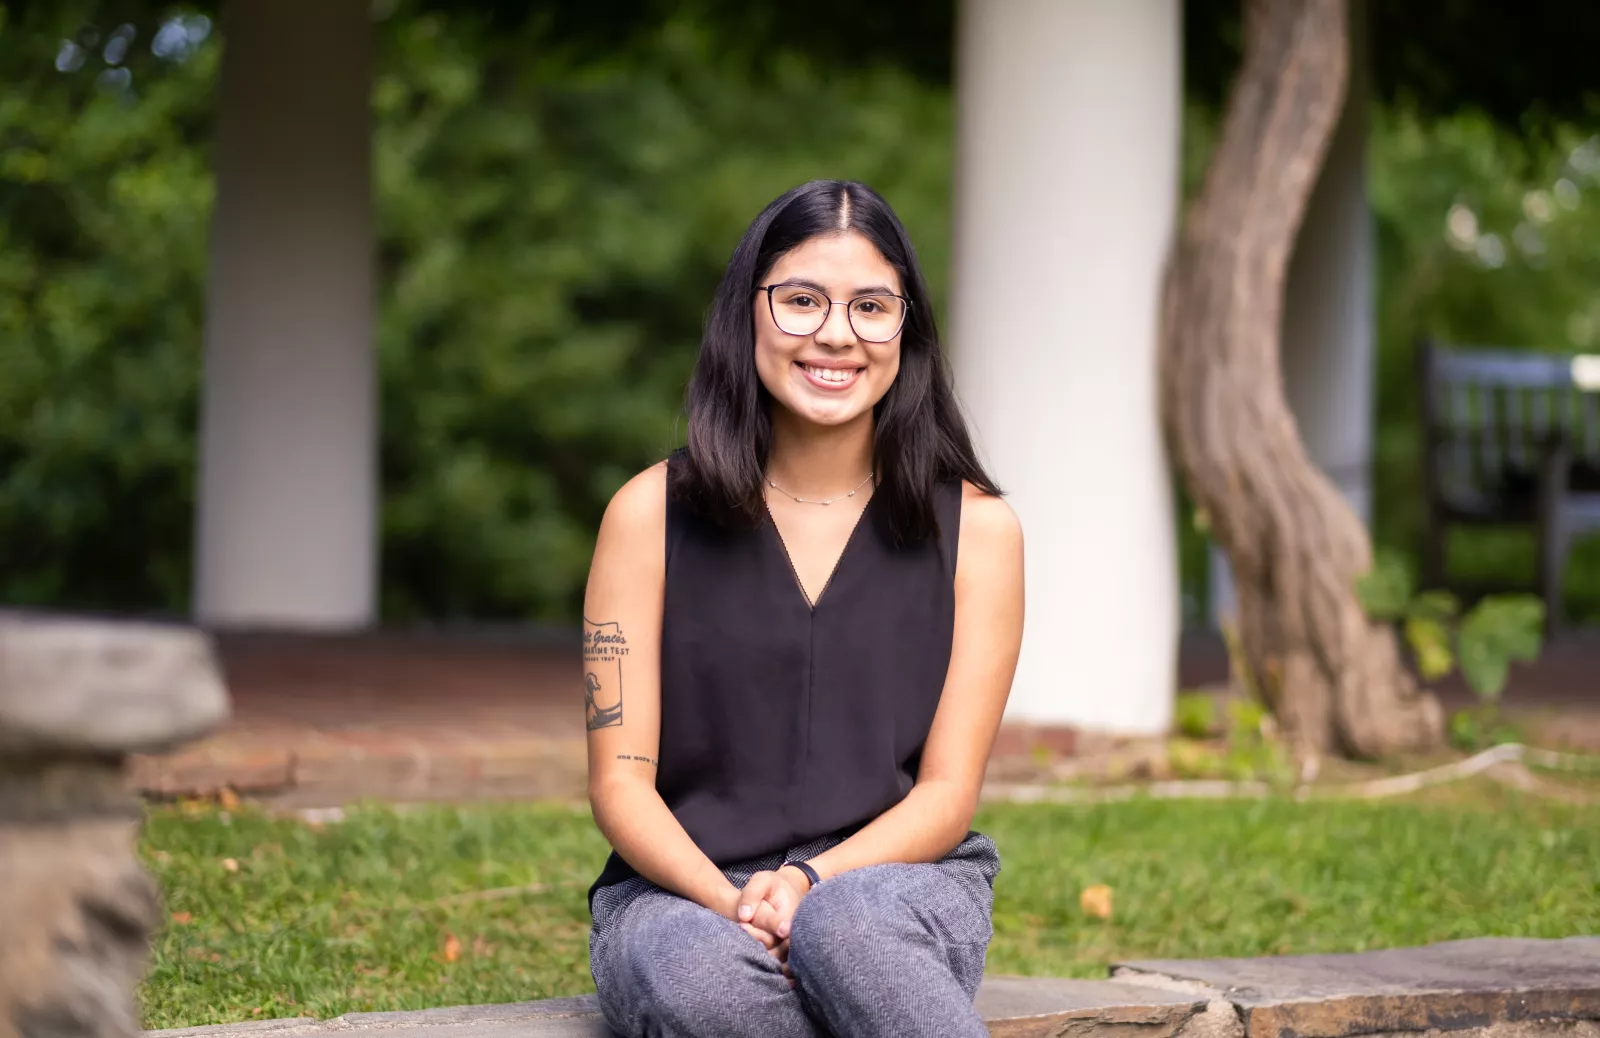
763, 491, 876, 612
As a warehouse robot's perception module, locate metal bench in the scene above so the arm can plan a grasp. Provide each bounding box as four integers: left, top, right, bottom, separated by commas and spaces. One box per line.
1419, 340, 1600, 630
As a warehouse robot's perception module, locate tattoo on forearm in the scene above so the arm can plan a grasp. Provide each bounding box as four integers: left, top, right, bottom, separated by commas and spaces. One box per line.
583, 617, 628, 730
616, 754, 658, 766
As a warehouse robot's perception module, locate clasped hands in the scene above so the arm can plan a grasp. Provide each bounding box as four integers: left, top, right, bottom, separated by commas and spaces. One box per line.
724, 864, 814, 979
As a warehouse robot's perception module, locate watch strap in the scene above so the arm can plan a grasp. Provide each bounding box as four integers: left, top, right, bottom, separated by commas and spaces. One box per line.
783, 859, 822, 890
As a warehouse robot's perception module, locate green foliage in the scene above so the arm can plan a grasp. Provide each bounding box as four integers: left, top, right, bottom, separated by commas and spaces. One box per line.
1353, 552, 1416, 620
1167, 737, 1226, 780
7, 1, 1600, 622
1166, 695, 1293, 784
0, 7, 213, 610
1173, 691, 1217, 739
1448, 706, 1524, 753
1356, 550, 1546, 704
371, 10, 955, 620
1219, 697, 1294, 784
1456, 596, 1545, 701
1, 4, 954, 620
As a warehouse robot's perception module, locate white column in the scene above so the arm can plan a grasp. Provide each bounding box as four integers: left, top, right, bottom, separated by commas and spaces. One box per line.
195, 0, 375, 629
1209, 0, 1373, 623
950, 0, 1181, 734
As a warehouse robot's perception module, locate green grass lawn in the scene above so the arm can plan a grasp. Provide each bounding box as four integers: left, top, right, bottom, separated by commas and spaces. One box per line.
139, 794, 1600, 1028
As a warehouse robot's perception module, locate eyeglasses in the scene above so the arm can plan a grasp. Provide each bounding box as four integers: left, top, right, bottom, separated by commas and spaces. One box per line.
756, 283, 911, 343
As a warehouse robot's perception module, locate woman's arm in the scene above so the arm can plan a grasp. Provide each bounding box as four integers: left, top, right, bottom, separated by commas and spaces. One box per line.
585, 462, 744, 919
744, 482, 1024, 918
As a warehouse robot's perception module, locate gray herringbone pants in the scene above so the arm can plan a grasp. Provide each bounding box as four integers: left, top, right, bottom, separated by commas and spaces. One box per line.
589, 832, 1000, 1038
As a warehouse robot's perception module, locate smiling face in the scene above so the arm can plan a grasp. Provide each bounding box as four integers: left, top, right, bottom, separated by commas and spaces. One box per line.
753, 230, 905, 430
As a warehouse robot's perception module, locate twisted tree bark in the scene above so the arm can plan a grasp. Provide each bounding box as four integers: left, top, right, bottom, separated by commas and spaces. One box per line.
1161, 0, 1442, 758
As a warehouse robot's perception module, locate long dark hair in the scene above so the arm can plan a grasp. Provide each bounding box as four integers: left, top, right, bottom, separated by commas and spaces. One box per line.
670, 179, 1001, 545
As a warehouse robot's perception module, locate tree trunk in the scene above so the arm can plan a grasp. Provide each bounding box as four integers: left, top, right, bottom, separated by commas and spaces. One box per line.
1160, 0, 1442, 759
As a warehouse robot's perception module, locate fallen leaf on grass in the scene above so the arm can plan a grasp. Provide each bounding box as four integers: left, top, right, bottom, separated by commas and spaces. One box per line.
1080, 884, 1114, 920
169, 911, 193, 925
221, 858, 240, 873
441, 931, 463, 963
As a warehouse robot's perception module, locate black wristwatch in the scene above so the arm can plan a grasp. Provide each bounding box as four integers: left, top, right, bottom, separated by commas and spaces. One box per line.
782, 859, 822, 890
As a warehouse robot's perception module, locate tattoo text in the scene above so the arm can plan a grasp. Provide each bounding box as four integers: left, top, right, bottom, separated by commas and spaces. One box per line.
584, 617, 628, 730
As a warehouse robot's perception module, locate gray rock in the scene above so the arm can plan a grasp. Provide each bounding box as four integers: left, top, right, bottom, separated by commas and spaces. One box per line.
977, 976, 1210, 1038
1182, 1000, 1248, 1038
0, 612, 229, 1038
1115, 937, 1600, 1038
139, 1020, 320, 1038
327, 995, 604, 1028
156, 1015, 613, 1038
327, 1022, 610, 1038
1364, 1023, 1600, 1038
0, 819, 162, 1038
0, 611, 229, 755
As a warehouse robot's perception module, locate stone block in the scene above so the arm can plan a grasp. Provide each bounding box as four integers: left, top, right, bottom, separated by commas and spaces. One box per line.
1116, 937, 1600, 1037
329, 994, 604, 1027
0, 611, 229, 756
978, 976, 1213, 1038
1, 612, 228, 1038
0, 819, 161, 1038
146, 1020, 319, 1038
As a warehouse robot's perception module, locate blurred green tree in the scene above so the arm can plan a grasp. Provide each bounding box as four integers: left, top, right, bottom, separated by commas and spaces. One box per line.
2, 0, 1597, 625
0, 3, 953, 621
370, 11, 953, 620
0, 6, 213, 611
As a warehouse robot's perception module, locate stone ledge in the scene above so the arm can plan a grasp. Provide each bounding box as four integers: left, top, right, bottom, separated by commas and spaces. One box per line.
1115, 936, 1600, 1038
142, 937, 1600, 1038
151, 1020, 320, 1038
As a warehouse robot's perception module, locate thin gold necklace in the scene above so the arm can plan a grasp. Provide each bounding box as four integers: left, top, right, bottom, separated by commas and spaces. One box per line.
765, 472, 875, 506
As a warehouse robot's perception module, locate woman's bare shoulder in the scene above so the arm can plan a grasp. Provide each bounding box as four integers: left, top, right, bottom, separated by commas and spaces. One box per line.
959, 479, 1022, 554
597, 460, 669, 549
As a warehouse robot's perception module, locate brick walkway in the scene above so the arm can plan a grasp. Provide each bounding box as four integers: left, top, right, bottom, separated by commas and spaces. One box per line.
128, 628, 1600, 807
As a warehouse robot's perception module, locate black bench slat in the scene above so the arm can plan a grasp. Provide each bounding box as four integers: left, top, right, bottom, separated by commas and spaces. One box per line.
1504, 385, 1526, 470
1419, 340, 1600, 631
1584, 391, 1600, 457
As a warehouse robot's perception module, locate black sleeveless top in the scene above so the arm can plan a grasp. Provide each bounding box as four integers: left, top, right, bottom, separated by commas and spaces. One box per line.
589, 459, 964, 904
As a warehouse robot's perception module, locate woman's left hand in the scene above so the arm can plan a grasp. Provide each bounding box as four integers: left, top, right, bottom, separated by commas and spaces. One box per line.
735, 869, 808, 955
